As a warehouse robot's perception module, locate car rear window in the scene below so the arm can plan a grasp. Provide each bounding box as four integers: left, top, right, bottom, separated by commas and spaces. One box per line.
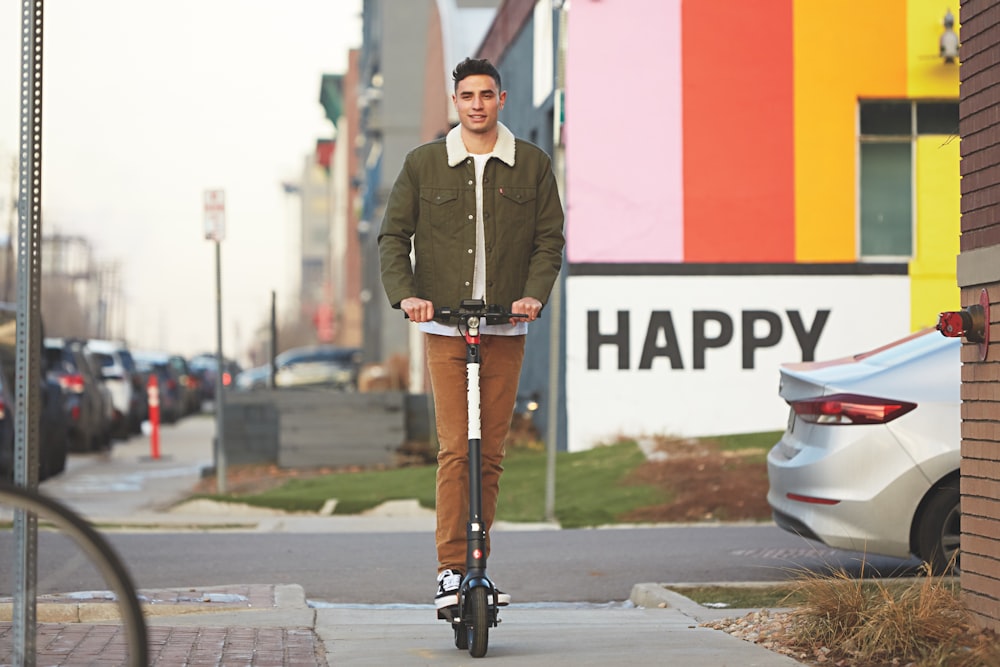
90, 352, 115, 369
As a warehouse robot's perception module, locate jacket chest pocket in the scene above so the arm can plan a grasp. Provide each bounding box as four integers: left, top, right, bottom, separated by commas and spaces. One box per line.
497, 187, 536, 222
420, 188, 462, 229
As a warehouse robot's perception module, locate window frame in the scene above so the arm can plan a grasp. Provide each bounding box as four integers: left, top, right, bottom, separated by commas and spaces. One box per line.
856, 99, 957, 262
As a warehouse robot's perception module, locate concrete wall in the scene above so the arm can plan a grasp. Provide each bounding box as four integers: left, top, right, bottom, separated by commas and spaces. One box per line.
223, 390, 406, 468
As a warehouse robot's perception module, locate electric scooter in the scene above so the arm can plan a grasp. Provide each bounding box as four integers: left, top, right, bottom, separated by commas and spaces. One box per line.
427, 299, 527, 658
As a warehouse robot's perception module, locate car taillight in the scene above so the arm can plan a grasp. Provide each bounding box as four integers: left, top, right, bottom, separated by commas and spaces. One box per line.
222, 372, 231, 385
0, 398, 6, 419
59, 373, 86, 394
789, 393, 916, 426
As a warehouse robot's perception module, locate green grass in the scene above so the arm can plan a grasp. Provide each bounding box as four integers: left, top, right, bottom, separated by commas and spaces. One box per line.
198, 431, 782, 527
668, 584, 805, 608
669, 578, 963, 610
223, 465, 438, 514
205, 440, 666, 528
696, 430, 781, 465
701, 430, 782, 453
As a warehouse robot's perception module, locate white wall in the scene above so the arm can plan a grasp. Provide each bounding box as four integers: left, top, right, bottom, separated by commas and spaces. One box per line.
565, 273, 912, 450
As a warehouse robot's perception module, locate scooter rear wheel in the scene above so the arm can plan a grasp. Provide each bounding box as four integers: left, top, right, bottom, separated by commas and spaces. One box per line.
466, 586, 490, 657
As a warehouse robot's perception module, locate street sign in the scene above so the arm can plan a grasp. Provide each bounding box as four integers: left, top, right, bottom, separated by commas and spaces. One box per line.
203, 189, 226, 242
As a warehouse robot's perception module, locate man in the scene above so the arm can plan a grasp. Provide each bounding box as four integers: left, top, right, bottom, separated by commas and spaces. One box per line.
378, 57, 565, 611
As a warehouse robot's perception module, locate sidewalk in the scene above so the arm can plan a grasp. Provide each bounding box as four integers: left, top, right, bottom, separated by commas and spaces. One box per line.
2, 417, 807, 665
2, 583, 806, 666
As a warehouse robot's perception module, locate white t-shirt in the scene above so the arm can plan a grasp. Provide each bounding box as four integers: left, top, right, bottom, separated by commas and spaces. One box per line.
420, 152, 528, 337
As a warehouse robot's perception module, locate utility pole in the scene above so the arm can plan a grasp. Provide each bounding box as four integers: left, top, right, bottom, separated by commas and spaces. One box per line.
545, 2, 568, 524
204, 189, 227, 494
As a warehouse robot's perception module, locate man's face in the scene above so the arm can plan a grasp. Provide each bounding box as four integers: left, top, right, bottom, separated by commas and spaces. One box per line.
452, 74, 505, 135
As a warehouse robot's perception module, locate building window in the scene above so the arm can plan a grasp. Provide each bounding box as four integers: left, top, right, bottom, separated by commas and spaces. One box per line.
858, 100, 958, 259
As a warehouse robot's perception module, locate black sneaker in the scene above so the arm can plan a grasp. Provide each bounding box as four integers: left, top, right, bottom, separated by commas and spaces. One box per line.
435, 569, 462, 610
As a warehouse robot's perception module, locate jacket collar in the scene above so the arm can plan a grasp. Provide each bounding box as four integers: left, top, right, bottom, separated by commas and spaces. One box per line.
446, 122, 516, 168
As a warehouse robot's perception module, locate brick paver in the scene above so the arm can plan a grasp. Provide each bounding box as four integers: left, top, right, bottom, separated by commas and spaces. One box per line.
0, 585, 326, 666
0, 624, 327, 666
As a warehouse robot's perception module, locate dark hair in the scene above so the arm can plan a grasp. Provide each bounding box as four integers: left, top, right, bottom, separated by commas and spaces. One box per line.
452, 57, 501, 91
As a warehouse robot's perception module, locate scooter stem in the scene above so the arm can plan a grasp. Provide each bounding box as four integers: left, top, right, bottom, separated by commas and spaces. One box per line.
464, 322, 487, 576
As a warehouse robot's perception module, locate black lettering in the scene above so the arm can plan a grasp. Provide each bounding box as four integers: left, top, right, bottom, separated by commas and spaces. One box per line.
786, 309, 830, 362
639, 311, 683, 369
587, 310, 629, 370
692, 311, 733, 369
742, 310, 782, 369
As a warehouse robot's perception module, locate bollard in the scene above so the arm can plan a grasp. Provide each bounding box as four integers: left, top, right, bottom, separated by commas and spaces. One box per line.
147, 374, 160, 460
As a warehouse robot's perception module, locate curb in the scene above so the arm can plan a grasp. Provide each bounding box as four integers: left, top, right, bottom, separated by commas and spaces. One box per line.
0, 584, 307, 624
630, 582, 710, 617
629, 582, 793, 625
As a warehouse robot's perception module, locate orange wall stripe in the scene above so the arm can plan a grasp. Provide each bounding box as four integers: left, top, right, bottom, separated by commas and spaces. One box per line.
793, 0, 908, 262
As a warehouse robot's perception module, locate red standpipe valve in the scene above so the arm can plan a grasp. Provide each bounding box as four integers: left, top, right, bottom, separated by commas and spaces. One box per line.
936, 288, 990, 361
936, 309, 977, 339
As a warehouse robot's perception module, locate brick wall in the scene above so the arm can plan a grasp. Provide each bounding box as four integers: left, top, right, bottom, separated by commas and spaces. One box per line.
959, 0, 1000, 631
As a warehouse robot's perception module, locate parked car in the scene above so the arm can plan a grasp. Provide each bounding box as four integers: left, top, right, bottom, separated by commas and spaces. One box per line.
767, 328, 961, 573
274, 345, 362, 390
0, 307, 69, 481
131, 350, 182, 424
85, 339, 142, 438
167, 354, 201, 415
233, 346, 362, 392
233, 364, 271, 391
43, 337, 112, 452
189, 354, 242, 403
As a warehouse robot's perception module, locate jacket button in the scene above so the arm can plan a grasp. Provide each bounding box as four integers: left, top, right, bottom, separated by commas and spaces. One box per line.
464, 281, 470, 287
468, 214, 473, 220
468, 249, 473, 254
468, 180, 473, 185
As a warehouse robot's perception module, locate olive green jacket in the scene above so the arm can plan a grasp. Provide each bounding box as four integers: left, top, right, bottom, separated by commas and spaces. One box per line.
378, 123, 565, 311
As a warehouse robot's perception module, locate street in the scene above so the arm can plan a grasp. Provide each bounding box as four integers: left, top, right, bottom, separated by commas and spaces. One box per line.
1, 415, 921, 606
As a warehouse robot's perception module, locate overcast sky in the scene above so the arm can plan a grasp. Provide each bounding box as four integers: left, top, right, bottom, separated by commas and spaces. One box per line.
0, 1, 362, 360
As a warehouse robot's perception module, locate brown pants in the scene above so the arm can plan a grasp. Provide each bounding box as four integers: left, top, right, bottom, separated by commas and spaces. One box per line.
425, 333, 526, 573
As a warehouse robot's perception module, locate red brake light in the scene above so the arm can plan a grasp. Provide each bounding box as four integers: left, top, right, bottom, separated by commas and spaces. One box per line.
789, 393, 916, 426
222, 372, 232, 385
59, 373, 86, 394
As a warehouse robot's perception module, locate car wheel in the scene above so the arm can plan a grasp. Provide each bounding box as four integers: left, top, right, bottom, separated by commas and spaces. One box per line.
915, 483, 961, 574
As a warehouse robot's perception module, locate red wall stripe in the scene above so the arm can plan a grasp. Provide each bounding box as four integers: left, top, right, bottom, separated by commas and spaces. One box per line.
682, 0, 795, 262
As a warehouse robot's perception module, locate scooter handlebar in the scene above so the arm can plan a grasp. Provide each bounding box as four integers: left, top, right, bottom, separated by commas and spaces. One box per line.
403, 300, 532, 325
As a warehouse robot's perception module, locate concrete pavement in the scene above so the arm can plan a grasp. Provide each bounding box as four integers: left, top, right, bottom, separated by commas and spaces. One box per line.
1, 415, 807, 665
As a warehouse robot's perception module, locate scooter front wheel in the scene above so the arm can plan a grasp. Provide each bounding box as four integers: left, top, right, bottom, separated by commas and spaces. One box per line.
453, 618, 469, 650
466, 586, 490, 657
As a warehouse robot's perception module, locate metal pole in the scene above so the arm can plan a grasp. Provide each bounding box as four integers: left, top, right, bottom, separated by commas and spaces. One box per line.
544, 275, 561, 523
14, 1, 44, 663
270, 290, 277, 388
214, 239, 227, 494
545, 5, 568, 522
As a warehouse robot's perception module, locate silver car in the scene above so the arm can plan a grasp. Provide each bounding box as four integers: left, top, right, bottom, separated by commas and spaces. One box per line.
767, 328, 961, 573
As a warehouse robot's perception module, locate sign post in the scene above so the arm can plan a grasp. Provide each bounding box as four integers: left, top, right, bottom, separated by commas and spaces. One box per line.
204, 189, 227, 494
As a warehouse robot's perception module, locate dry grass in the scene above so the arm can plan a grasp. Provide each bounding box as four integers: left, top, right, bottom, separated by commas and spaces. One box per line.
784, 563, 1000, 666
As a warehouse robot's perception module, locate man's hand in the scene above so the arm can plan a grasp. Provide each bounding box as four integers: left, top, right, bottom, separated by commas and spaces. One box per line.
401, 296, 435, 323
511, 297, 542, 325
